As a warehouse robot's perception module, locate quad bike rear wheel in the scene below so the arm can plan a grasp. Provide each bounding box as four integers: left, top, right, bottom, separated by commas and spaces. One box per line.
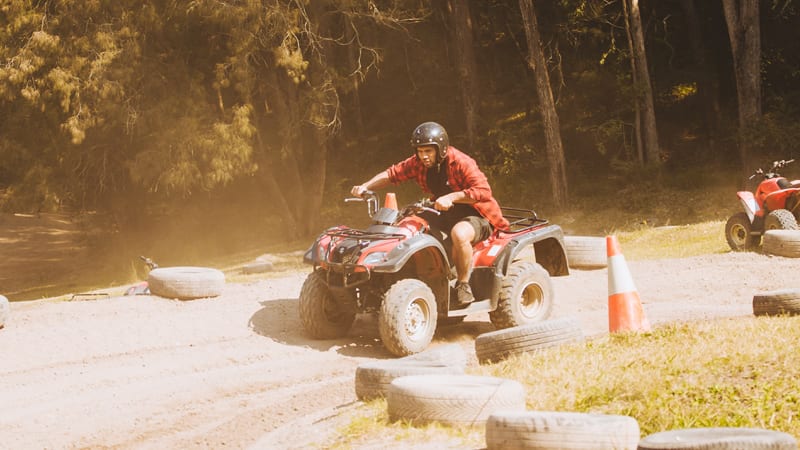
298, 270, 355, 339
379, 279, 438, 356
725, 212, 760, 251
490, 261, 553, 329
765, 208, 799, 230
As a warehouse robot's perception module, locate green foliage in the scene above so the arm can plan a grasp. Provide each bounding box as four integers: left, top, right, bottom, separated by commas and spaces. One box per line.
0, 0, 798, 239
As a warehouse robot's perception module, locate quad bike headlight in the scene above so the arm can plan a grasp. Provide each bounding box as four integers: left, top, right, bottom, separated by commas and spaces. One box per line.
362, 251, 387, 265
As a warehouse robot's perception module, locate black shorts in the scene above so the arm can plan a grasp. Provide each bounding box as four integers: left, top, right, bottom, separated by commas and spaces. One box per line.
421, 204, 493, 244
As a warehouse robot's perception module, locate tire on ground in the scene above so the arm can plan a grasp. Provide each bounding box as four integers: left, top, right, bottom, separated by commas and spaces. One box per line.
402, 343, 468, 367
762, 229, 800, 258
637, 427, 797, 450
355, 359, 464, 401
752, 289, 800, 316
486, 410, 640, 450
564, 236, 608, 269
386, 374, 525, 426
0, 294, 9, 329
147, 266, 225, 300
476, 317, 584, 365
241, 260, 273, 274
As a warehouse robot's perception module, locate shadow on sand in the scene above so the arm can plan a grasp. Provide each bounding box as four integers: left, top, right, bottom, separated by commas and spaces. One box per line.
248, 297, 495, 359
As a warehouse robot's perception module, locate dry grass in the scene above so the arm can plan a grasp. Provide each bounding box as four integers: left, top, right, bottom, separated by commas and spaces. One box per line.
325, 316, 800, 448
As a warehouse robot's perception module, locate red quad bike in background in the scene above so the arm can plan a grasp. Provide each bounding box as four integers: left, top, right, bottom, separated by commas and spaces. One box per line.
726, 159, 800, 251
299, 191, 569, 356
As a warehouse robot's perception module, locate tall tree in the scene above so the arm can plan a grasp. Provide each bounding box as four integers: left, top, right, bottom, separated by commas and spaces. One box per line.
722, 0, 762, 167
445, 0, 480, 150
679, 0, 722, 154
518, 0, 568, 207
623, 0, 661, 166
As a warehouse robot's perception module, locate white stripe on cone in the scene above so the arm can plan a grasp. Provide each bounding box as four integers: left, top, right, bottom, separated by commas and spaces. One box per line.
606, 235, 651, 333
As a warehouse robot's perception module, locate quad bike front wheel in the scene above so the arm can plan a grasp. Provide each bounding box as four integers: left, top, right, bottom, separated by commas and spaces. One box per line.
379, 279, 438, 356
298, 270, 355, 339
725, 212, 760, 251
490, 261, 553, 329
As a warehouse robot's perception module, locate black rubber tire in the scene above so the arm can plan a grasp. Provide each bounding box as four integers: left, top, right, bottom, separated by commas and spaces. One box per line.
764, 208, 799, 231
564, 236, 608, 269
486, 410, 640, 449
752, 289, 800, 316
637, 427, 797, 449
386, 374, 525, 426
0, 294, 8, 329
379, 279, 437, 357
475, 317, 584, 365
762, 229, 800, 257
489, 261, 554, 329
354, 359, 464, 401
147, 266, 225, 300
298, 271, 355, 339
725, 213, 759, 251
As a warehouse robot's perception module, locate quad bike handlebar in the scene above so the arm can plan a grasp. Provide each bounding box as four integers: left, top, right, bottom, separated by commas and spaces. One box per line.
345, 190, 440, 219
750, 159, 795, 180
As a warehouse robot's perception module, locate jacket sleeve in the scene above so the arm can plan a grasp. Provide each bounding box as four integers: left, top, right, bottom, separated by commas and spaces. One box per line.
456, 155, 493, 201
386, 155, 420, 184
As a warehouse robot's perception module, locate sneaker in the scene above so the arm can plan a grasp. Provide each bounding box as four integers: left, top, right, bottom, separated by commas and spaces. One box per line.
454, 281, 474, 306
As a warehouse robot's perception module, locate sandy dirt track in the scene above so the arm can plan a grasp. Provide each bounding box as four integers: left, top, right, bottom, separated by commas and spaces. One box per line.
2, 246, 799, 448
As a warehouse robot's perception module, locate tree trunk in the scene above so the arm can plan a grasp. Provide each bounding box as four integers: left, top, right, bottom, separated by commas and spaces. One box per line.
518, 0, 568, 208
622, 0, 644, 165
722, 0, 761, 167
625, 0, 661, 166
680, 0, 722, 155
446, 0, 480, 150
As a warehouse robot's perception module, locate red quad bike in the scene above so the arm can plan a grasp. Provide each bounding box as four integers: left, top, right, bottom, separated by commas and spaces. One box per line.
299, 191, 569, 356
726, 159, 800, 251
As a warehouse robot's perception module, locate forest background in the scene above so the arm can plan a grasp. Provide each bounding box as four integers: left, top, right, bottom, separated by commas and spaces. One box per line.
1, 0, 799, 299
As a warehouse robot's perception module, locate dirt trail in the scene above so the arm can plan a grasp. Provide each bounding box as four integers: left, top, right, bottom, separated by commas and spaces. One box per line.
2, 212, 799, 448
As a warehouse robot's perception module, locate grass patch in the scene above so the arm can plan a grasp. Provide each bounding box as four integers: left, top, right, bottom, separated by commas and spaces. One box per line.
616, 220, 730, 260
328, 317, 800, 447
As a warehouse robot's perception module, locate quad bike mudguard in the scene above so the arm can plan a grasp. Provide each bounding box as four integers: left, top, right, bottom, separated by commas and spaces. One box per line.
736, 191, 759, 222
490, 223, 569, 278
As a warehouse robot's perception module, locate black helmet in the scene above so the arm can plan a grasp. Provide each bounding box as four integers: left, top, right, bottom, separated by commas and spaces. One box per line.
410, 122, 449, 160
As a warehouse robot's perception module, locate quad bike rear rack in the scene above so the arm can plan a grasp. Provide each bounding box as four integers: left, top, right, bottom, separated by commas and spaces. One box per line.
500, 206, 548, 233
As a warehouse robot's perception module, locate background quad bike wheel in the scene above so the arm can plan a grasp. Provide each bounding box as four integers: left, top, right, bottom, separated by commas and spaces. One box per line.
726, 209, 799, 251
725, 212, 760, 251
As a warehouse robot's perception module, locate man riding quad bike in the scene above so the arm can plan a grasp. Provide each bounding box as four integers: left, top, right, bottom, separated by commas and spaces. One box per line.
298, 122, 569, 356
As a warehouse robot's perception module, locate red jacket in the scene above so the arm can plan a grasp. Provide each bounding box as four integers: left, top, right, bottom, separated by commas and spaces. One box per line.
386, 147, 510, 231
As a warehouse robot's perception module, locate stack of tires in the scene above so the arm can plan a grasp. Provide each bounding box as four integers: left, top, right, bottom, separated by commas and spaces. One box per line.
352, 317, 797, 449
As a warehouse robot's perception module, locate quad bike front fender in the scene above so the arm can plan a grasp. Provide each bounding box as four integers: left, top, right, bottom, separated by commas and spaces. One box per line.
736, 191, 759, 222
369, 233, 449, 275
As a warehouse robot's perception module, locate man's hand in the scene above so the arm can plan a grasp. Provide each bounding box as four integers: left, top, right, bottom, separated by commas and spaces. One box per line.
434, 194, 454, 211
351, 185, 367, 197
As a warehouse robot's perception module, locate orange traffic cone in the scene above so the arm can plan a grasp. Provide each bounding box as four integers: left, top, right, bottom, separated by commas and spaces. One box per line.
384, 192, 398, 210
607, 235, 651, 333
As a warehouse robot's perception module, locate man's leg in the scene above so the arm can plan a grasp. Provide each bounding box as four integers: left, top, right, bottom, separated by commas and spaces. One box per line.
451, 221, 476, 305
450, 221, 476, 284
